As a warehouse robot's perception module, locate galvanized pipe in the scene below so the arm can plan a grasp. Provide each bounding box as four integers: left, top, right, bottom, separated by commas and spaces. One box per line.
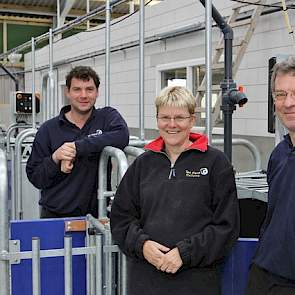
31, 38, 36, 129
0, 149, 9, 295
49, 28, 56, 119
64, 235, 73, 295
205, 0, 212, 144
95, 234, 103, 295
14, 128, 37, 219
120, 254, 127, 295
6, 122, 31, 154
213, 138, 262, 170
32, 237, 41, 295
139, 0, 145, 141
124, 146, 145, 158
98, 146, 128, 218
105, 0, 111, 106
104, 225, 113, 295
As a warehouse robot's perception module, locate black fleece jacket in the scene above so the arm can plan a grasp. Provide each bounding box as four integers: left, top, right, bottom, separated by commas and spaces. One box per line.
110, 133, 239, 295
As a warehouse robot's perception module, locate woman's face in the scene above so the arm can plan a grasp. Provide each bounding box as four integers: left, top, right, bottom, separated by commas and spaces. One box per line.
157, 105, 195, 150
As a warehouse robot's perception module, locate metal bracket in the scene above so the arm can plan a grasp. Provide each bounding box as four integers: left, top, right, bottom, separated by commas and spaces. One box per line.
9, 239, 20, 264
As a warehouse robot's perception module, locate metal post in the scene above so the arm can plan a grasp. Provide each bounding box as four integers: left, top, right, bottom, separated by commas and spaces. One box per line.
64, 235, 73, 295
95, 234, 103, 295
104, 226, 113, 295
139, 0, 145, 140
31, 37, 36, 129
105, 0, 111, 106
0, 149, 10, 295
87, 0, 90, 30
49, 28, 56, 118
32, 237, 41, 295
205, 0, 212, 144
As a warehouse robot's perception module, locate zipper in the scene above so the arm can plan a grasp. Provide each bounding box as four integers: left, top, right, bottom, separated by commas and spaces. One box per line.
168, 163, 176, 179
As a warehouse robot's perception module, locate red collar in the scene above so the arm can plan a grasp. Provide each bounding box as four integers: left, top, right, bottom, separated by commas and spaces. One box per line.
144, 132, 208, 152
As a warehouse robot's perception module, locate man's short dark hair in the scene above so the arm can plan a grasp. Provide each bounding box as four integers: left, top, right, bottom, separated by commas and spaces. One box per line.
66, 66, 100, 89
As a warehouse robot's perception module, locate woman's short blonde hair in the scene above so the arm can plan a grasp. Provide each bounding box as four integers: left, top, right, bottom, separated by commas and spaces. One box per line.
155, 86, 196, 115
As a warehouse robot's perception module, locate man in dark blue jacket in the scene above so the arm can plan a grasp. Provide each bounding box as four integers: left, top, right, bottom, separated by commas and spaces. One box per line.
246, 57, 295, 294
26, 66, 129, 218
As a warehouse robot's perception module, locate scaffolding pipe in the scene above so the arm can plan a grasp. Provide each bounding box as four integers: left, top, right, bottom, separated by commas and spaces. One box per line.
0, 0, 127, 61
205, 0, 212, 144
139, 0, 145, 141
105, 0, 111, 106
31, 38, 36, 129
0, 149, 9, 295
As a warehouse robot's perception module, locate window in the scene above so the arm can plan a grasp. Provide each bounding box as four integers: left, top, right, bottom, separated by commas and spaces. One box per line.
156, 59, 224, 126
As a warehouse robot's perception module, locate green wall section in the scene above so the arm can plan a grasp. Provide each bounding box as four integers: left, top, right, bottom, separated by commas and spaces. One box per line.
7, 24, 50, 51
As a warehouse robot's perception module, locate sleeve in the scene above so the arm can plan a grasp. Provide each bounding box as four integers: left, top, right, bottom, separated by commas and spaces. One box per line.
176, 153, 240, 268
26, 126, 64, 190
110, 159, 149, 259
75, 108, 129, 157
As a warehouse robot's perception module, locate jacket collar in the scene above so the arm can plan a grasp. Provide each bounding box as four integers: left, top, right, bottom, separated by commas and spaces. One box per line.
144, 132, 208, 152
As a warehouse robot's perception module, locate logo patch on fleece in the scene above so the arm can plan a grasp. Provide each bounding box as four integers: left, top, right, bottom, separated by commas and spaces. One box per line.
185, 167, 209, 177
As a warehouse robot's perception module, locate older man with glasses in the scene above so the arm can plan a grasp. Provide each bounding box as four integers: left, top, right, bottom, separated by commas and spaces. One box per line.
246, 56, 295, 295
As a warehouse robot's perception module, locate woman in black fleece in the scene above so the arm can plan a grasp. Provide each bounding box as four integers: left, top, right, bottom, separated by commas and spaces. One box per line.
110, 86, 239, 295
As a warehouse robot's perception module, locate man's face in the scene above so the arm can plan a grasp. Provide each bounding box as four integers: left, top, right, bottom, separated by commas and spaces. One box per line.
65, 77, 98, 115
274, 73, 295, 134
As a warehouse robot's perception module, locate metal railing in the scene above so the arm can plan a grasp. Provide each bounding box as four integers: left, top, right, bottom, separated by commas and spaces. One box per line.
0, 149, 9, 295
98, 146, 129, 219
13, 128, 38, 220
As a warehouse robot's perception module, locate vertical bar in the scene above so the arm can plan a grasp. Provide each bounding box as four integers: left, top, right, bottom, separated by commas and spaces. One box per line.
95, 234, 103, 295
104, 227, 113, 295
0, 150, 10, 295
49, 29, 56, 118
87, 0, 90, 30
120, 254, 127, 295
32, 237, 41, 295
31, 38, 36, 129
105, 0, 111, 107
57, 0, 61, 28
89, 234, 96, 295
205, 0, 212, 144
139, 0, 145, 141
3, 21, 7, 62
64, 235, 73, 295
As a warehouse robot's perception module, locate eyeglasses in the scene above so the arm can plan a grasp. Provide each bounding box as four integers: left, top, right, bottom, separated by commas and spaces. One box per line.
273, 90, 295, 102
156, 115, 192, 124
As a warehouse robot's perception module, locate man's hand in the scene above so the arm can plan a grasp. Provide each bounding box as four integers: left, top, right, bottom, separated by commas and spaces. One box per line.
52, 142, 76, 164
143, 240, 170, 269
159, 247, 183, 274
61, 160, 74, 173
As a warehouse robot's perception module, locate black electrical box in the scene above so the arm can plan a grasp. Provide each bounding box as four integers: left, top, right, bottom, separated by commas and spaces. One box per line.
15, 92, 40, 114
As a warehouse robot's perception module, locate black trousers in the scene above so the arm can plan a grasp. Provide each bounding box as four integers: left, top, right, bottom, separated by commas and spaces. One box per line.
246, 264, 295, 295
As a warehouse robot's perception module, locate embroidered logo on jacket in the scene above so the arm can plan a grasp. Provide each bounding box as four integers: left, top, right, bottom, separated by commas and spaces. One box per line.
186, 167, 209, 177
88, 129, 103, 138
